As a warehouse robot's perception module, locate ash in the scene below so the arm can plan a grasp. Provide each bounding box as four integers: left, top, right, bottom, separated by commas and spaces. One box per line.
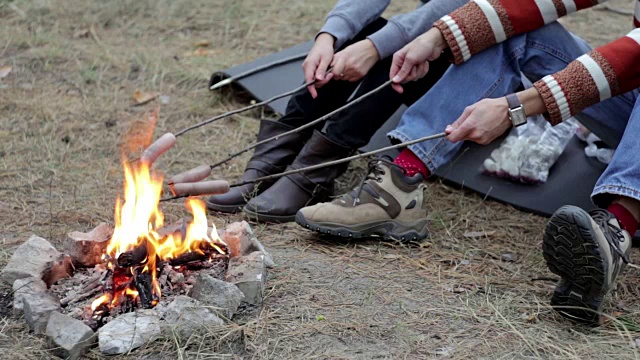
49, 257, 227, 329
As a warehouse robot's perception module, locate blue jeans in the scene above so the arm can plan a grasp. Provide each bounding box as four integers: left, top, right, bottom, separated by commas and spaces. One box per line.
389, 21, 640, 207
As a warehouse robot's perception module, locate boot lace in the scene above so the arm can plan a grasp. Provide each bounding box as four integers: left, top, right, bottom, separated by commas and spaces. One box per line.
590, 209, 631, 264
349, 157, 406, 206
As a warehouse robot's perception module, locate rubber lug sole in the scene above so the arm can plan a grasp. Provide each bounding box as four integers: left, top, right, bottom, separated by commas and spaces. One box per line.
295, 212, 429, 242
206, 201, 244, 214
542, 205, 607, 325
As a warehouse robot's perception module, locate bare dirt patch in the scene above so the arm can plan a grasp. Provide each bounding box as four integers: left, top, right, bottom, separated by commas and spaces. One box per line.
1, 0, 639, 358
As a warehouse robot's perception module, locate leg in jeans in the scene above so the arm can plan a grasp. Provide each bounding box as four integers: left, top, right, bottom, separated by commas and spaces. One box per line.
388, 21, 637, 174
592, 94, 640, 207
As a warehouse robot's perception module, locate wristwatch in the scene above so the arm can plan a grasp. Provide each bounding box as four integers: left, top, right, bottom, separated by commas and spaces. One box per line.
506, 93, 527, 127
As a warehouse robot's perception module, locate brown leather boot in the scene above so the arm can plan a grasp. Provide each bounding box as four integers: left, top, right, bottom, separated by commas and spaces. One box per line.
242, 131, 354, 223
206, 120, 310, 213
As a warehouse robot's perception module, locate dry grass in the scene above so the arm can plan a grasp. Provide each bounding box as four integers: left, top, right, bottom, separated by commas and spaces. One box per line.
1, 0, 639, 358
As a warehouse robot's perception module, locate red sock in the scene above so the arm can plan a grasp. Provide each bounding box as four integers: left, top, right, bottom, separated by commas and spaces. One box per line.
608, 203, 639, 235
393, 148, 430, 178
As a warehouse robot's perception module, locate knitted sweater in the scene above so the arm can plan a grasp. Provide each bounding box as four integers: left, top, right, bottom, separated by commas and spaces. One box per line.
433, 0, 640, 125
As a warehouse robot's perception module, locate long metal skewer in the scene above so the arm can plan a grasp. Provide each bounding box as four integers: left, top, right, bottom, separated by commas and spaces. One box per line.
175, 82, 310, 137
160, 131, 447, 202
207, 79, 393, 170
209, 53, 309, 90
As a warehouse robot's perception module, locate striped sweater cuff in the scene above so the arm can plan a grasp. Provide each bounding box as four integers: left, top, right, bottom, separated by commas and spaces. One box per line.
533, 76, 568, 126
434, 16, 470, 65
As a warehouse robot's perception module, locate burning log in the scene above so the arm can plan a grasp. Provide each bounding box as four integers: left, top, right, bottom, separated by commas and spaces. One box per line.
167, 242, 228, 267
116, 240, 148, 268
133, 270, 155, 309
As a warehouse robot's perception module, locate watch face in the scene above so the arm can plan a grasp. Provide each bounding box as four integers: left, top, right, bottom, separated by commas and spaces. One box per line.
509, 107, 527, 127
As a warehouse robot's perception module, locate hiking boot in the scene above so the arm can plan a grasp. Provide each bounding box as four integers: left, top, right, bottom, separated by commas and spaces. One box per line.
295, 158, 429, 241
206, 120, 309, 213
242, 130, 353, 223
543, 205, 632, 324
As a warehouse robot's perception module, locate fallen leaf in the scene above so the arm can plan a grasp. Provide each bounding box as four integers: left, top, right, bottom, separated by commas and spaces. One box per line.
0, 66, 12, 79
132, 90, 159, 105
183, 48, 220, 57
193, 40, 210, 47
73, 29, 90, 38
463, 230, 496, 239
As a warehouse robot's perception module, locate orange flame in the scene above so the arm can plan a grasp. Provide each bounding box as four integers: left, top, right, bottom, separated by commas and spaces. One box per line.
91, 148, 225, 313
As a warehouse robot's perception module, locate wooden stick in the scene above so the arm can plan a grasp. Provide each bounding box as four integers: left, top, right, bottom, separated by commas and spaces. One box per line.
159, 131, 447, 202
61, 286, 102, 307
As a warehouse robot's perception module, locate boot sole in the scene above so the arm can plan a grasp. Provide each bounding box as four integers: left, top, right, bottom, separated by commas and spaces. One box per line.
206, 202, 244, 214
295, 212, 429, 242
542, 205, 606, 325
242, 207, 296, 224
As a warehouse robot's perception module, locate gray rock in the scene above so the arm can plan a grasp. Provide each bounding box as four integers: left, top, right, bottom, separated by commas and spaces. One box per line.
12, 277, 47, 313
46, 311, 96, 360
23, 293, 61, 334
225, 251, 266, 305
1, 235, 61, 285
501, 253, 515, 262
189, 274, 244, 319
163, 295, 224, 336
250, 237, 275, 268
64, 223, 112, 267
98, 311, 162, 355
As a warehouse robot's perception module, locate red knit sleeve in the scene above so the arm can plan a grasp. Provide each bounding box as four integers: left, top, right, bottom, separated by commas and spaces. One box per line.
533, 29, 640, 125
434, 0, 599, 65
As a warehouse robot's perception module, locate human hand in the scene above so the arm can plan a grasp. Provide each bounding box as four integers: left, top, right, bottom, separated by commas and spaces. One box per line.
445, 98, 512, 145
330, 39, 380, 82
302, 33, 336, 98
390, 28, 447, 93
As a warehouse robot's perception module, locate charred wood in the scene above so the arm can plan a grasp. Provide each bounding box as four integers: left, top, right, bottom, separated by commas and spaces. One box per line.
116, 240, 148, 267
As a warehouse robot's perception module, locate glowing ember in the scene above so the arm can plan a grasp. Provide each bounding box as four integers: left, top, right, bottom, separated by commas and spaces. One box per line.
90, 154, 227, 318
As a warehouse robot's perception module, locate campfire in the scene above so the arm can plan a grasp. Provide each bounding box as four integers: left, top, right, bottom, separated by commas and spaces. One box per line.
88, 157, 229, 325
3, 116, 271, 357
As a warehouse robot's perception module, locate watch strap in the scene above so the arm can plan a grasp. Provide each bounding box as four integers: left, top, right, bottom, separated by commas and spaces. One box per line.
506, 93, 520, 109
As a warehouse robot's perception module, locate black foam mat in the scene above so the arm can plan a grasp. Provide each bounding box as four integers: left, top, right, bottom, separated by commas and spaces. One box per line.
209, 42, 608, 218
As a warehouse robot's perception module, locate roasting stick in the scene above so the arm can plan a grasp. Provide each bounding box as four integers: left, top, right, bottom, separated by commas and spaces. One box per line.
175, 82, 309, 137
166, 79, 393, 186
160, 131, 447, 202
178, 66, 335, 137
135, 79, 316, 165
208, 80, 394, 169
209, 52, 308, 90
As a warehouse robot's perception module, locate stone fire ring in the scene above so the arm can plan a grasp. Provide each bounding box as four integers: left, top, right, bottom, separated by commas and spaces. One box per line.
2, 221, 273, 358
